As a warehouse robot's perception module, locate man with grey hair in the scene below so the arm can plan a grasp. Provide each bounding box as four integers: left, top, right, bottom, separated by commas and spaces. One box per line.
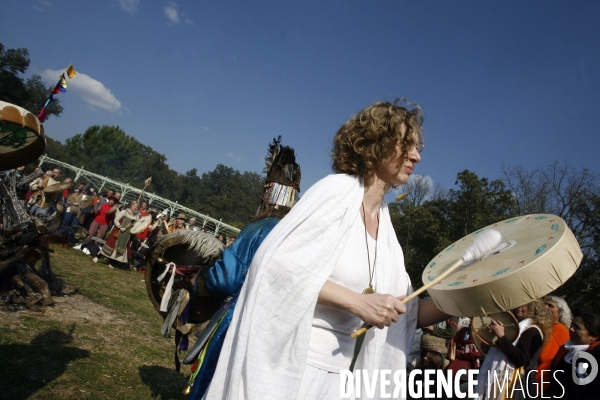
188, 217, 199, 231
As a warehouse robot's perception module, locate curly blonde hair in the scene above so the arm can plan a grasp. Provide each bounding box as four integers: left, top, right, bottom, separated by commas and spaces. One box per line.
524, 299, 554, 349
331, 98, 424, 185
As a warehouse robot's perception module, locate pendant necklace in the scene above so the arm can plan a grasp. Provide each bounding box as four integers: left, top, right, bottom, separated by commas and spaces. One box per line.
362, 203, 378, 295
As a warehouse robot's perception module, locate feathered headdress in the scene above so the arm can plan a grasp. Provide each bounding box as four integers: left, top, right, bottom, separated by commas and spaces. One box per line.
258, 136, 301, 209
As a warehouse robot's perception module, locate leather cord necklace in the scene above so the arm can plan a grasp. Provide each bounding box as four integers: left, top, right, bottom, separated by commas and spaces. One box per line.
361, 202, 378, 295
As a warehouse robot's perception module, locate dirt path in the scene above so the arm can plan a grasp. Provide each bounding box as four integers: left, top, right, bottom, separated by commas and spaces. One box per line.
0, 286, 126, 329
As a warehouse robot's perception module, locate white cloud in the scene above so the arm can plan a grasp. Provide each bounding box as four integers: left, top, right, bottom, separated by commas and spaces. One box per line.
41, 69, 122, 113
117, 0, 139, 14
164, 2, 192, 25
164, 4, 180, 24
33, 0, 52, 12
227, 152, 244, 162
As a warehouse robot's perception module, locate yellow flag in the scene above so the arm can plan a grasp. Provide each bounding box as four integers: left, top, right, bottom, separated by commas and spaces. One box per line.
59, 74, 68, 89
66, 64, 77, 79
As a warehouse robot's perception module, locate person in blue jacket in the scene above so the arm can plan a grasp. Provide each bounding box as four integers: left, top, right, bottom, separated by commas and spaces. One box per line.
187, 136, 301, 399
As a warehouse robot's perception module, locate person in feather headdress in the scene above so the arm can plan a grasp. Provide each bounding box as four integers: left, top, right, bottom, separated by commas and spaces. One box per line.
186, 136, 301, 399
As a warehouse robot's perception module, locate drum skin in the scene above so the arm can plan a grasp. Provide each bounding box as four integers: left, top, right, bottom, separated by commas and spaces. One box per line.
471, 311, 519, 347
0, 101, 46, 170
422, 214, 583, 317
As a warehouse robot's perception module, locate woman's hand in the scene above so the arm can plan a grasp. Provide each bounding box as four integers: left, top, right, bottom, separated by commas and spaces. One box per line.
317, 281, 407, 329
352, 293, 407, 329
120, 227, 126, 232
488, 319, 505, 338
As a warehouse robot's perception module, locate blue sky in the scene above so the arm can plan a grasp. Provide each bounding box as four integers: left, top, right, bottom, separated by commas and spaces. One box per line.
2, 1, 599, 202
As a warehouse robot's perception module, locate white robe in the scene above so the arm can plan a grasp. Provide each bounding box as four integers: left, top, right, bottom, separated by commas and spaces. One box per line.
205, 174, 419, 400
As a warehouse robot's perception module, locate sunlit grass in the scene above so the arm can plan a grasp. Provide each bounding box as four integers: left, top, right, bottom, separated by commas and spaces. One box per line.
1, 244, 189, 400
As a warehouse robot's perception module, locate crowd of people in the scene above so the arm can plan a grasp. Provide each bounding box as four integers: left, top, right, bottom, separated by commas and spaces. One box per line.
13, 169, 236, 270
404, 297, 599, 400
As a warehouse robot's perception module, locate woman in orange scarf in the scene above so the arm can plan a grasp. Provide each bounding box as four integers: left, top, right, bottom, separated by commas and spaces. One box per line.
535, 296, 572, 390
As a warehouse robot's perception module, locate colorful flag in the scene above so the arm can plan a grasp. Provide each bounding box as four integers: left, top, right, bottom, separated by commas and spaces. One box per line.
66, 64, 77, 79
43, 96, 53, 108
37, 108, 48, 123
58, 74, 67, 92
38, 64, 76, 123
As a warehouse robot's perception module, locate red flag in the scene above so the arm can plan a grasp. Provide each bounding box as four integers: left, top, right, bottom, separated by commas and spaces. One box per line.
37, 108, 48, 123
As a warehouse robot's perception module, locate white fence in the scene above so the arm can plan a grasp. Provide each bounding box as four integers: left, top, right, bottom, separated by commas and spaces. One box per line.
38, 155, 240, 238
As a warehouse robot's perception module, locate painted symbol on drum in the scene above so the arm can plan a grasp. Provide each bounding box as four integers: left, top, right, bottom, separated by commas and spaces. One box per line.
445, 244, 455, 252
492, 268, 510, 276
551, 224, 559, 231
447, 281, 464, 286
504, 218, 519, 223
429, 262, 436, 268
535, 244, 547, 255
428, 276, 435, 281
535, 216, 547, 220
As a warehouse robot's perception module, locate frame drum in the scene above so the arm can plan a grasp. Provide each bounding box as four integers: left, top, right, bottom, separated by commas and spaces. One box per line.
422, 214, 582, 317
0, 101, 46, 170
471, 311, 519, 347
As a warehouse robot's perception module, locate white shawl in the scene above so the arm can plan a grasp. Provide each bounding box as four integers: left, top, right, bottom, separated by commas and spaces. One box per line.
475, 318, 541, 400
205, 174, 418, 400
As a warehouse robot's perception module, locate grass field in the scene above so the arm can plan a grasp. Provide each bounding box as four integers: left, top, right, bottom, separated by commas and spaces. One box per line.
0, 244, 191, 400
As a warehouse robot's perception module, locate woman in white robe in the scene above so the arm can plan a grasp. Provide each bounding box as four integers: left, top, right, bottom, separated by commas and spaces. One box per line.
205, 99, 449, 400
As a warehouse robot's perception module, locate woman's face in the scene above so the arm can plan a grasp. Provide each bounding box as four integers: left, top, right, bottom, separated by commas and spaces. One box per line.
545, 300, 561, 324
130, 203, 138, 212
513, 304, 529, 321
569, 317, 598, 345
375, 129, 421, 188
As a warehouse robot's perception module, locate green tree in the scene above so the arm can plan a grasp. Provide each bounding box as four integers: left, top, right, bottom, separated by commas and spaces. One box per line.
0, 43, 62, 118
64, 126, 144, 183
392, 170, 516, 290
447, 170, 515, 238
196, 164, 264, 226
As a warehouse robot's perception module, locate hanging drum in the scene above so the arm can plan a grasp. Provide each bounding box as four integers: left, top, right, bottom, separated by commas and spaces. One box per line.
145, 230, 225, 323
422, 214, 583, 317
0, 101, 46, 170
471, 311, 520, 348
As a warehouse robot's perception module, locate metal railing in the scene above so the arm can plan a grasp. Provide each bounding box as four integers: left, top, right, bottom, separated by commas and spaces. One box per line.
38, 155, 240, 238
